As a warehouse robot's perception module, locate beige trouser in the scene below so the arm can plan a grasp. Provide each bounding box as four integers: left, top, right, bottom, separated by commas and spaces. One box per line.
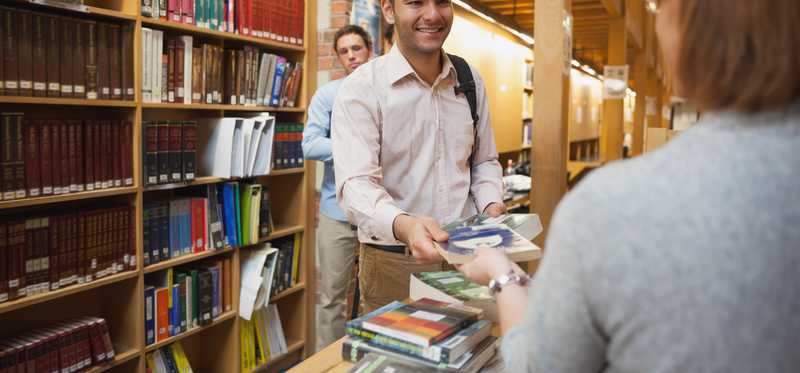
358, 244, 445, 314
315, 214, 359, 351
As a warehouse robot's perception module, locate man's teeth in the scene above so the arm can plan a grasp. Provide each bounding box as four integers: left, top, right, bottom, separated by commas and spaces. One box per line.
417, 27, 441, 32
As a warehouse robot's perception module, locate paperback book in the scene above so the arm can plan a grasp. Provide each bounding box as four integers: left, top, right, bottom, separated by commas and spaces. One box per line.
435, 214, 543, 264
410, 271, 497, 322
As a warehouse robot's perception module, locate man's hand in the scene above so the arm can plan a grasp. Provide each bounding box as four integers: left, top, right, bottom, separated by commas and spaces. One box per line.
483, 202, 507, 218
393, 214, 447, 264
456, 247, 525, 286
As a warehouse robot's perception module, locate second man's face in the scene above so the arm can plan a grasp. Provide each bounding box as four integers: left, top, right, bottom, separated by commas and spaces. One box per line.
385, 0, 453, 56
336, 34, 371, 75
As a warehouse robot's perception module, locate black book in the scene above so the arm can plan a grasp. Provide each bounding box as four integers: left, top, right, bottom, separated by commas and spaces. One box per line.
258, 186, 274, 238
205, 184, 224, 250
168, 121, 182, 182
197, 269, 214, 326
142, 121, 158, 186
181, 121, 196, 181
157, 201, 170, 260
156, 121, 169, 183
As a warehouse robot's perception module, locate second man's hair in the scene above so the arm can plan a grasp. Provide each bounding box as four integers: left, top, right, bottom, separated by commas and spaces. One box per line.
333, 25, 372, 54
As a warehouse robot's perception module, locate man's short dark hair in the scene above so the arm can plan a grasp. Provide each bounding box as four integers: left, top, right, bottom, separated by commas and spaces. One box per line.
383, 24, 394, 43
333, 25, 372, 54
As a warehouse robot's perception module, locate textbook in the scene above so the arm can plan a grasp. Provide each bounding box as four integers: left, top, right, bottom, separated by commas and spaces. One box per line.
434, 214, 543, 264
343, 336, 497, 373
410, 271, 497, 322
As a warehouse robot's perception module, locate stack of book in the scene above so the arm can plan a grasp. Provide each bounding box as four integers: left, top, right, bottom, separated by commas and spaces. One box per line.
142, 182, 274, 265
239, 304, 288, 371
146, 341, 194, 373
0, 205, 135, 303
410, 271, 496, 322
0, 317, 116, 373
142, 120, 197, 186
140, 31, 302, 107
272, 122, 303, 170
141, 0, 304, 45
342, 298, 497, 373
267, 234, 301, 295
1, 113, 133, 201
144, 257, 232, 346
0, 7, 134, 100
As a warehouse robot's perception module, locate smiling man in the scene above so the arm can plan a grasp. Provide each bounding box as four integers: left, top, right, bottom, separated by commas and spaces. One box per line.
331, 0, 506, 312
302, 25, 372, 350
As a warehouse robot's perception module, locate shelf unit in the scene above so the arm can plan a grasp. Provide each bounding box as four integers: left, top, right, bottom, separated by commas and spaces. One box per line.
0, 0, 317, 372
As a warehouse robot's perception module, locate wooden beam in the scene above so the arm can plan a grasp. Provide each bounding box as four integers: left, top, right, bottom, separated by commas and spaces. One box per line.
531, 0, 571, 251
632, 46, 647, 155
600, 0, 623, 17
625, 0, 644, 50
600, 17, 626, 161
456, 0, 531, 38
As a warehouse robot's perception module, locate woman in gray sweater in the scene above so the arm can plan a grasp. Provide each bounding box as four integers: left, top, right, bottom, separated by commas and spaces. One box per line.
458, 0, 800, 372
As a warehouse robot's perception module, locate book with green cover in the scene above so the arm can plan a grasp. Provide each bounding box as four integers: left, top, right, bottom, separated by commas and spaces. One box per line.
240, 183, 262, 246
410, 271, 497, 322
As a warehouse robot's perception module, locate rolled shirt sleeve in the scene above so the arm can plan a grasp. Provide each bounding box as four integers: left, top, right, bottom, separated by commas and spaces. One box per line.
302, 84, 335, 163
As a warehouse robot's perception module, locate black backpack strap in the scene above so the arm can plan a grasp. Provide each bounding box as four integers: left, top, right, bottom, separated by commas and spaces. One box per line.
448, 53, 479, 127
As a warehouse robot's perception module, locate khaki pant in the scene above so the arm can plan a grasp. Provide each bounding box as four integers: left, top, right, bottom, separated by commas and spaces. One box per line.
315, 215, 359, 351
358, 244, 444, 314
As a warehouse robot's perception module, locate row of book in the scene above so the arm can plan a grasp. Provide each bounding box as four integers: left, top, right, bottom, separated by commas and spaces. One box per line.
0, 7, 134, 100
146, 341, 194, 373
343, 297, 497, 373
238, 235, 302, 321
240, 304, 288, 371
142, 120, 197, 186
141, 31, 302, 107
144, 257, 232, 346
141, 0, 304, 45
1, 113, 134, 202
0, 317, 116, 373
0, 206, 135, 304
142, 182, 274, 266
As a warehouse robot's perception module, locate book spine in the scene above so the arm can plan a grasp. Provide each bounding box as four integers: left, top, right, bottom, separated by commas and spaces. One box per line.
85, 21, 99, 100
181, 121, 196, 180
0, 223, 7, 303
109, 25, 122, 100
112, 120, 122, 187
143, 121, 157, 185
168, 121, 182, 182
74, 121, 84, 192
67, 121, 78, 192
96, 22, 109, 99
141, 28, 152, 102
18, 11, 33, 97
29, 13, 45, 97
191, 47, 201, 103
176, 38, 185, 102
157, 121, 170, 183
122, 25, 135, 100
123, 120, 133, 186
24, 119, 41, 197
7, 221, 26, 300
60, 18, 74, 98
167, 38, 175, 102
73, 21, 86, 98
4, 10, 19, 96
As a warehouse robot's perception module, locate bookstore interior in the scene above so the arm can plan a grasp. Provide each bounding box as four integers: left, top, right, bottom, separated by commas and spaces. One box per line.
1, 0, 797, 372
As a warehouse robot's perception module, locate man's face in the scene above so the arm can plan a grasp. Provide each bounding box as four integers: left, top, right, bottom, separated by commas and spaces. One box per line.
336, 33, 371, 75
383, 0, 453, 56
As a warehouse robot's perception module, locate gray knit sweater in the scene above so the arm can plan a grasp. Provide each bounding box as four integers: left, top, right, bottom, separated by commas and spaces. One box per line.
501, 104, 800, 373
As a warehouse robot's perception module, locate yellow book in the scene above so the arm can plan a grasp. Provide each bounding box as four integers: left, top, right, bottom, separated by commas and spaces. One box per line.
170, 342, 194, 373
145, 353, 156, 373
291, 234, 300, 285
240, 319, 250, 372
241, 184, 261, 246
253, 309, 267, 364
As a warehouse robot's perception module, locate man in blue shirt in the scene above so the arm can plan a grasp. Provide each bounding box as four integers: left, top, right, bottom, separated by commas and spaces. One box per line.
303, 25, 372, 351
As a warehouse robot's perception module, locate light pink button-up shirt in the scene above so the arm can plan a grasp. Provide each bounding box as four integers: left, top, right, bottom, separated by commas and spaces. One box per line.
331, 46, 503, 246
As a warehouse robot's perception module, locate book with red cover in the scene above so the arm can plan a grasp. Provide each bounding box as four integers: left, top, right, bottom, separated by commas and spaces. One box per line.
168, 121, 182, 182
176, 38, 185, 102
31, 13, 47, 97
18, 11, 33, 96
121, 25, 134, 100
102, 121, 113, 189
45, 16, 60, 97
181, 121, 196, 180
191, 198, 207, 253
73, 20, 86, 98
75, 121, 84, 192
3, 9, 19, 96
60, 18, 74, 98
67, 120, 78, 193
85, 21, 98, 100
49, 121, 62, 195
112, 120, 121, 187
143, 121, 158, 186
96, 22, 109, 99
109, 25, 122, 100
24, 119, 41, 197
167, 38, 176, 102
183, 0, 194, 25
83, 120, 95, 191
168, 0, 182, 22
0, 223, 7, 302
122, 121, 133, 186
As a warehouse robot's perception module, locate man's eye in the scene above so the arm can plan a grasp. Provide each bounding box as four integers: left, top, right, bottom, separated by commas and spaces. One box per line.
352, 46, 362, 51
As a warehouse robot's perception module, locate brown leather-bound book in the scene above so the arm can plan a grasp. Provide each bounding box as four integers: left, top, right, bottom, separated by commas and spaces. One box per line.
83, 120, 94, 191
109, 25, 121, 100
67, 120, 78, 193
112, 120, 121, 187
18, 11, 33, 97
214, 46, 223, 103
73, 21, 86, 99
0, 113, 15, 200
92, 120, 101, 190
236, 49, 244, 105
24, 119, 41, 198
167, 38, 175, 102
102, 121, 113, 188
181, 121, 196, 181
224, 49, 235, 104
191, 47, 201, 103
143, 121, 157, 186
121, 25, 134, 100
11, 114, 25, 199
40, 120, 52, 195
0, 8, 5, 96
168, 121, 182, 182
85, 21, 98, 100
0, 222, 7, 302
60, 18, 74, 98
175, 38, 185, 103
122, 121, 132, 186
45, 16, 61, 97
96, 22, 109, 99
243, 48, 251, 105
161, 53, 168, 103
50, 121, 62, 195
156, 121, 169, 183
74, 121, 83, 192
4, 9, 19, 96
31, 13, 46, 97
7, 221, 25, 300
201, 44, 209, 103
61, 122, 70, 193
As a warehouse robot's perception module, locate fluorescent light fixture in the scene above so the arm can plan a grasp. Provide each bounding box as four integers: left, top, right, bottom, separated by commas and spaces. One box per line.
571, 59, 581, 67
583, 66, 596, 76
452, 0, 535, 45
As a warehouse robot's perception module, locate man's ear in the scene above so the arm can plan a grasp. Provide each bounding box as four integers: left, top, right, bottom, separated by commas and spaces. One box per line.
381, 0, 396, 24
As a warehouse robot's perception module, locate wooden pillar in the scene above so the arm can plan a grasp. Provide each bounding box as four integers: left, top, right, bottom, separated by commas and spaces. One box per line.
531, 0, 571, 248
600, 18, 627, 161
646, 70, 660, 128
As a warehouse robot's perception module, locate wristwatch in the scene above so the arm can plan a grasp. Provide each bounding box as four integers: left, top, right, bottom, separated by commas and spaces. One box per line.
488, 270, 530, 296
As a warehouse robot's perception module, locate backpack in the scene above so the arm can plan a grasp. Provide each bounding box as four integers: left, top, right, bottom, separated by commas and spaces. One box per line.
447, 53, 479, 162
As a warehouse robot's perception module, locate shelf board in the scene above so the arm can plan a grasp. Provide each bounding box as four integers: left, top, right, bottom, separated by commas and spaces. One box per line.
269, 168, 305, 176
141, 102, 305, 112
262, 225, 305, 243
86, 5, 138, 21
270, 283, 305, 303
0, 186, 138, 210
0, 96, 136, 107
140, 17, 305, 52
144, 247, 235, 274
255, 340, 305, 371
523, 85, 534, 92
145, 310, 237, 352
85, 348, 141, 373
143, 176, 226, 192
0, 271, 139, 315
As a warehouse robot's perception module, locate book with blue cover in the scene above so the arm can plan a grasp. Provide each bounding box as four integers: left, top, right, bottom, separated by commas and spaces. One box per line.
434, 214, 543, 264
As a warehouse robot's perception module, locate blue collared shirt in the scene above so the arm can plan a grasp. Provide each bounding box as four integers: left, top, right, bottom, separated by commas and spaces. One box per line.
302, 78, 347, 222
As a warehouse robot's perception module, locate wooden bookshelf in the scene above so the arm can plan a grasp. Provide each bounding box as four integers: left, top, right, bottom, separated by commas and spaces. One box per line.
0, 0, 318, 372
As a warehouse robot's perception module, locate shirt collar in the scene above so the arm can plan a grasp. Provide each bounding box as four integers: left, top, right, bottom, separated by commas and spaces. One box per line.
386, 45, 457, 87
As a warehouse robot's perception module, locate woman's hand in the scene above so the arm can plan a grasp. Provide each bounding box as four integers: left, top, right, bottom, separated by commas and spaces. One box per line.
456, 247, 524, 286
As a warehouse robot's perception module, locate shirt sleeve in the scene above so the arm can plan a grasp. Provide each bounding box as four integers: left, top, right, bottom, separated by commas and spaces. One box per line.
500, 195, 607, 373
469, 70, 504, 213
302, 86, 334, 163
332, 76, 406, 242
